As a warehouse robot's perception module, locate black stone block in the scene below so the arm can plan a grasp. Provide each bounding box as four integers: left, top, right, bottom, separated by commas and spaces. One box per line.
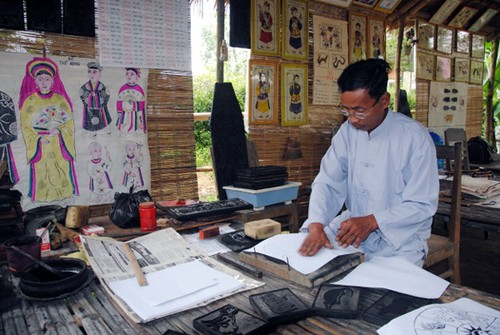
193, 304, 268, 335
249, 288, 311, 325
311, 284, 360, 319
217, 230, 259, 252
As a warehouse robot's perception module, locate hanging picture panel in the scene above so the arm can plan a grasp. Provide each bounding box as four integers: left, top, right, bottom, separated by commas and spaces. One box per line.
0, 0, 24, 30
63, 0, 95, 37
26, 0, 62, 33
230, 0, 250, 48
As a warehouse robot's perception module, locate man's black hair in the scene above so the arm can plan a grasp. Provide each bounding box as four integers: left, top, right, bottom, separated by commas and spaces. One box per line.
337, 59, 390, 100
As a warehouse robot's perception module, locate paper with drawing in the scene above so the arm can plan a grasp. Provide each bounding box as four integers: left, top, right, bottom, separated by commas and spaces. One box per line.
378, 297, 500, 334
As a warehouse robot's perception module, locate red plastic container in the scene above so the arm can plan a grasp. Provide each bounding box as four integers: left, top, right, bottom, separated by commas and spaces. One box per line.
139, 202, 157, 232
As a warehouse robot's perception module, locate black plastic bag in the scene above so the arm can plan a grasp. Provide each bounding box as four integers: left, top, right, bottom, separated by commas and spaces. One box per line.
468, 136, 494, 164
109, 187, 152, 228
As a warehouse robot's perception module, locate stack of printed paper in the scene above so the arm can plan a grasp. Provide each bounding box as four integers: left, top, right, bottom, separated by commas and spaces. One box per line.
460, 175, 500, 199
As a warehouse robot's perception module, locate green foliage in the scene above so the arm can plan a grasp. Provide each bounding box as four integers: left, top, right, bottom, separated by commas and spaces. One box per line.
406, 89, 416, 110
484, 42, 500, 128
193, 73, 214, 167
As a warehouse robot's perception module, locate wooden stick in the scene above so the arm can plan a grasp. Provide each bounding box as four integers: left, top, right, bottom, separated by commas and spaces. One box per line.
123, 243, 148, 286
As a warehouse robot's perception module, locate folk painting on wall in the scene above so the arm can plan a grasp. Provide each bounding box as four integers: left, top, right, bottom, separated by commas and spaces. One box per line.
281, 63, 308, 126
282, 0, 308, 61
251, 0, 280, 57
248, 59, 279, 125
349, 13, 367, 63
367, 18, 385, 59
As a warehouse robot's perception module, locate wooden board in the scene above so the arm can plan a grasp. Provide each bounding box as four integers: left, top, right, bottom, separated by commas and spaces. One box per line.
239, 251, 364, 288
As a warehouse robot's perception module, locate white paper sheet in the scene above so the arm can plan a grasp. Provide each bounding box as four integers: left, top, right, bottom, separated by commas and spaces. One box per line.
378, 297, 500, 334
108, 260, 245, 321
182, 225, 234, 256
109, 261, 219, 306
244, 233, 359, 274
333, 256, 449, 299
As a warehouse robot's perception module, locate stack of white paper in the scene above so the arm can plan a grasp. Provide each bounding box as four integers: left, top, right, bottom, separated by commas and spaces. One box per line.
109, 260, 245, 321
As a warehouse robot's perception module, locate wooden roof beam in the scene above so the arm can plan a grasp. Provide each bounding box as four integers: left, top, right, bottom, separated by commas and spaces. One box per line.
386, 0, 436, 24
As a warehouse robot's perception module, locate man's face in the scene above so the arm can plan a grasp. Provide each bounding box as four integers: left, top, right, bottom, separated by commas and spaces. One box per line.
88, 68, 101, 82
339, 88, 389, 132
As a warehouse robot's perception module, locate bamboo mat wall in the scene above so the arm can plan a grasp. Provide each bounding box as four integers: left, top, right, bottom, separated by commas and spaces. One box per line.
0, 30, 198, 217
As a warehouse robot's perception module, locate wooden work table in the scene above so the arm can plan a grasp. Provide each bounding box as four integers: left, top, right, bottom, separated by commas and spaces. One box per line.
1, 258, 499, 335
2, 200, 498, 334
438, 198, 500, 234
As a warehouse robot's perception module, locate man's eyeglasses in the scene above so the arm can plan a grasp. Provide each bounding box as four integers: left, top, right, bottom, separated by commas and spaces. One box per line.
337, 96, 381, 119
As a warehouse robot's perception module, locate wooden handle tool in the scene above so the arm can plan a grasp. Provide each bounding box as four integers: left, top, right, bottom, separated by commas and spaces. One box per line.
123, 243, 148, 286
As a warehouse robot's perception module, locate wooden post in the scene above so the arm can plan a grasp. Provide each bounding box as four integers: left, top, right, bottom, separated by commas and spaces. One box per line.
394, 16, 406, 113
216, 0, 225, 83
486, 39, 499, 148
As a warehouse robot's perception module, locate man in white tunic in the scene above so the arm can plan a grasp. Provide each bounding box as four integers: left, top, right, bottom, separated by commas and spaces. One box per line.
299, 59, 439, 266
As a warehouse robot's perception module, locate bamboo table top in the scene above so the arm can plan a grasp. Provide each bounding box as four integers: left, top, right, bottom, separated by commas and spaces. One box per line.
1, 261, 500, 335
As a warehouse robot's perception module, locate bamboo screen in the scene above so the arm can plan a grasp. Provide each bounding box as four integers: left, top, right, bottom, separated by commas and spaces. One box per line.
0, 30, 198, 217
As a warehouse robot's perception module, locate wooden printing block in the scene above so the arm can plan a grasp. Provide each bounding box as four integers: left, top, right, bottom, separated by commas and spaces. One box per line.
239, 251, 364, 288
311, 284, 360, 319
249, 288, 311, 325
193, 304, 268, 335
217, 229, 259, 252
361, 290, 439, 326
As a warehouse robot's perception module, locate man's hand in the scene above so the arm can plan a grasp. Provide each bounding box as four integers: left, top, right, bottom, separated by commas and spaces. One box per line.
335, 214, 378, 248
299, 222, 333, 256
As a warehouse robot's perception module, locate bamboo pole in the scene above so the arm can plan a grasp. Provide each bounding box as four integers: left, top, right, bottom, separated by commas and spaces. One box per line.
394, 16, 406, 113
216, 0, 225, 83
486, 39, 499, 148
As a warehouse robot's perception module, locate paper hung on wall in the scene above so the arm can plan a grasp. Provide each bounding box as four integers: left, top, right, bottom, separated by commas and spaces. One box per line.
427, 81, 468, 138
312, 15, 347, 105
0, 52, 151, 211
